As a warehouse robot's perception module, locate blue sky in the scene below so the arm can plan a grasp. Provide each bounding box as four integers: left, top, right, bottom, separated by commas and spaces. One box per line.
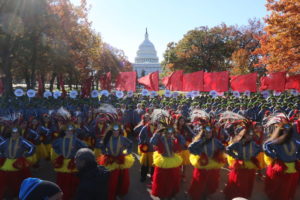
71, 0, 267, 62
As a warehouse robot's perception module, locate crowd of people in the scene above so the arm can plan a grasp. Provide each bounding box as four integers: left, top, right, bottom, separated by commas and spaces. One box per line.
0, 91, 299, 200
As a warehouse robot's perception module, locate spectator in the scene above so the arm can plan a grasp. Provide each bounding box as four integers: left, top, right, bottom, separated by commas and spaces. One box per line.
74, 148, 109, 200
19, 178, 62, 200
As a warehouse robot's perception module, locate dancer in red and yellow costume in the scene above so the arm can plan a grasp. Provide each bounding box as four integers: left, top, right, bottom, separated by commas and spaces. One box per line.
51, 124, 87, 200
222, 112, 262, 200
175, 115, 194, 180
98, 123, 134, 200
263, 113, 300, 200
150, 109, 186, 200
0, 126, 35, 199
136, 113, 156, 182
188, 110, 225, 200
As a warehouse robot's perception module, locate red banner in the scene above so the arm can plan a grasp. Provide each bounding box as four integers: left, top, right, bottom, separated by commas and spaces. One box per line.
285, 74, 300, 91
58, 74, 66, 98
260, 72, 286, 92
182, 71, 204, 91
203, 71, 229, 92
230, 73, 257, 92
81, 76, 93, 98
115, 71, 136, 91
138, 71, 159, 91
100, 72, 111, 91
162, 70, 183, 91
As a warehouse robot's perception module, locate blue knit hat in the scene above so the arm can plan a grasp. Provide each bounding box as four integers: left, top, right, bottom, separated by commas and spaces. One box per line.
19, 178, 62, 200
19, 178, 43, 200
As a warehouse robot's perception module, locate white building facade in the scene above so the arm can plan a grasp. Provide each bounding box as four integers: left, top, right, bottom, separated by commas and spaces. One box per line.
133, 29, 161, 77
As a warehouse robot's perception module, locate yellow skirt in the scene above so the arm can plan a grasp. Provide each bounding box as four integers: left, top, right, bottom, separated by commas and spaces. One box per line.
189, 154, 224, 169
264, 154, 297, 173
140, 152, 153, 166
227, 155, 258, 169
36, 143, 48, 160
53, 158, 78, 173
153, 152, 182, 168
178, 150, 190, 165
102, 154, 135, 171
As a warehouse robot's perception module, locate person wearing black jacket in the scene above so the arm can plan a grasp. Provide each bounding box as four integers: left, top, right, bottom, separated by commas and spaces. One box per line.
74, 148, 109, 200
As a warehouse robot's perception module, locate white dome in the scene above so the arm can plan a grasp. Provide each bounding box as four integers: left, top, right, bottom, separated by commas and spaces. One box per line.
135, 29, 159, 63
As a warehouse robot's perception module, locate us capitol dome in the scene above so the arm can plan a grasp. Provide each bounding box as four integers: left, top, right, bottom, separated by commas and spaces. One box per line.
133, 29, 161, 77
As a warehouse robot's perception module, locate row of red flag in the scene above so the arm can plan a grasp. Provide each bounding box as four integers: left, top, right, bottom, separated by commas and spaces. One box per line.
0, 71, 299, 95
99, 70, 300, 92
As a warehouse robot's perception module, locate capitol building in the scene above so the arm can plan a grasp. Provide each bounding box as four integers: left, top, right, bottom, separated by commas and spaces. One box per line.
133, 29, 161, 77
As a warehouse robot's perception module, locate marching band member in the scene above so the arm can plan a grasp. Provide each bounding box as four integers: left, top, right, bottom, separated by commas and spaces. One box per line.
51, 124, 87, 200
263, 114, 300, 200
98, 123, 134, 200
150, 109, 185, 200
0, 126, 35, 199
137, 113, 155, 182
223, 112, 262, 200
188, 110, 225, 200
175, 115, 194, 180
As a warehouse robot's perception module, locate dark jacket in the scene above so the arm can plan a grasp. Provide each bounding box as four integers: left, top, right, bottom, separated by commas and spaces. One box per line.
75, 161, 109, 200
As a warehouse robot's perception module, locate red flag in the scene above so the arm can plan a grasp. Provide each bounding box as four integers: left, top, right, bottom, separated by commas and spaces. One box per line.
0, 78, 3, 95
37, 76, 44, 97
230, 73, 257, 92
99, 72, 111, 91
203, 71, 229, 92
115, 71, 136, 91
260, 72, 286, 91
182, 71, 204, 91
81, 76, 93, 98
285, 74, 300, 91
138, 71, 159, 91
162, 70, 183, 91
58, 74, 66, 98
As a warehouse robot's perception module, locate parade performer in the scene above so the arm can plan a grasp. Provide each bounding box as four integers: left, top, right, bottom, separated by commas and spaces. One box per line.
175, 115, 194, 179
98, 123, 134, 200
263, 113, 300, 200
188, 110, 225, 200
93, 104, 120, 157
222, 112, 262, 200
150, 109, 185, 200
0, 126, 35, 199
51, 122, 87, 200
137, 113, 155, 182
40, 113, 55, 159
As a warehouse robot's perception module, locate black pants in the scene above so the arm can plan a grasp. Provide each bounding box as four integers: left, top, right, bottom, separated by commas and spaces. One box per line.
140, 165, 154, 181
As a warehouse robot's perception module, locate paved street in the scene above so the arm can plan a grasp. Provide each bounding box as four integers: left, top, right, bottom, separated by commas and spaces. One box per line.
31, 141, 300, 200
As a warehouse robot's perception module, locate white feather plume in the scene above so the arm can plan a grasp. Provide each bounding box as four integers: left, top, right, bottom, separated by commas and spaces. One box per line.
0, 112, 21, 122
219, 111, 245, 122
151, 109, 170, 123
56, 107, 71, 120
264, 113, 288, 127
96, 104, 117, 114
190, 109, 210, 122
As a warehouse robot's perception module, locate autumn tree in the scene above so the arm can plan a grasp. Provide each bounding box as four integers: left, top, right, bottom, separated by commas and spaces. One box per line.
0, 0, 131, 96
254, 0, 300, 73
231, 19, 264, 75
162, 24, 238, 73
162, 21, 264, 74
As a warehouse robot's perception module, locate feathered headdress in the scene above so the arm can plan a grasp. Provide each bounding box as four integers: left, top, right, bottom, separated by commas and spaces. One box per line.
219, 111, 255, 135
56, 107, 71, 120
95, 104, 118, 123
150, 109, 170, 124
190, 109, 210, 123
0, 112, 22, 122
264, 113, 289, 127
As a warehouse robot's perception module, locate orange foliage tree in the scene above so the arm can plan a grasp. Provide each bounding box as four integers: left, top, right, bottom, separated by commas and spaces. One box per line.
254, 0, 300, 73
